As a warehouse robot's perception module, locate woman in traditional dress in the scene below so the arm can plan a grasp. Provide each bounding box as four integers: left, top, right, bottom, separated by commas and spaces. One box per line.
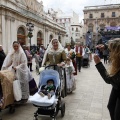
65, 43, 77, 75
42, 38, 66, 66
2, 41, 32, 102
65, 58, 76, 93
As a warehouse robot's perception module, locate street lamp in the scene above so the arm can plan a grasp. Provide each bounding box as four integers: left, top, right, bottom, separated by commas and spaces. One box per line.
26, 22, 34, 50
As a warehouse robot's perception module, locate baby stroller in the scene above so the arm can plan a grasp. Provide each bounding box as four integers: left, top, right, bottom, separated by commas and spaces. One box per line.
82, 53, 90, 67
0, 70, 15, 120
29, 65, 66, 120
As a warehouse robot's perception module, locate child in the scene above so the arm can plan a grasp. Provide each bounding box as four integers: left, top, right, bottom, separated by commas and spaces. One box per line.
65, 58, 76, 93
38, 79, 55, 99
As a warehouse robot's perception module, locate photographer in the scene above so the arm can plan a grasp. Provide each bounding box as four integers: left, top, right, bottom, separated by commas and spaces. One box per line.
94, 38, 120, 120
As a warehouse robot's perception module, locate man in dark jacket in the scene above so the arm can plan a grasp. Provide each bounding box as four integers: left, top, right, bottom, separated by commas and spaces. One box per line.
0, 45, 6, 70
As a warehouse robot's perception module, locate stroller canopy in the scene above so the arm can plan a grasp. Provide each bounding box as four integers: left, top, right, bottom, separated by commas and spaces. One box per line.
39, 69, 60, 88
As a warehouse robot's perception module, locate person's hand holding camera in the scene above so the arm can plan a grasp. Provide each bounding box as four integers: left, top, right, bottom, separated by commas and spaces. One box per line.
94, 54, 101, 64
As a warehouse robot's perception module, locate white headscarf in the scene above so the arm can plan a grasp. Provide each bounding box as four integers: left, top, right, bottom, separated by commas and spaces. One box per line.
42, 38, 64, 66
2, 42, 27, 70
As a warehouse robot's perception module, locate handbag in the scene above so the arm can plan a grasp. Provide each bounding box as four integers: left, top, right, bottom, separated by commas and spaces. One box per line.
13, 80, 22, 101
29, 78, 38, 95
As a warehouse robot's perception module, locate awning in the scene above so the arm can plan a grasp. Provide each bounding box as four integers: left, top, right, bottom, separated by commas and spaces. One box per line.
105, 26, 120, 30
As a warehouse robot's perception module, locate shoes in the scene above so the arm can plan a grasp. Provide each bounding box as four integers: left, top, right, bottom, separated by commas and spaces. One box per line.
38, 92, 45, 97
47, 93, 51, 99
30, 70, 33, 72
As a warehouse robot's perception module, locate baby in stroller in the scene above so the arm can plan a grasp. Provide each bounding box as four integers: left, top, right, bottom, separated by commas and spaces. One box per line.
29, 68, 66, 120
38, 79, 56, 99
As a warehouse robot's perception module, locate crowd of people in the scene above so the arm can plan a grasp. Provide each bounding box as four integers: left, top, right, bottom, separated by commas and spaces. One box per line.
0, 37, 120, 120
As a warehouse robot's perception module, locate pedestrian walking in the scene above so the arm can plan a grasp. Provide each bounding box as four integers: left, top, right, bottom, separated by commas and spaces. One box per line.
2, 41, 30, 101
25, 46, 33, 72
0, 45, 6, 70
94, 38, 120, 120
65, 43, 77, 75
39, 44, 45, 59
74, 42, 84, 72
103, 48, 109, 64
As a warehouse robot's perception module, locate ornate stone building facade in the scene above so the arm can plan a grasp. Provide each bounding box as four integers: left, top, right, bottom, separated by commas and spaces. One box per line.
0, 0, 66, 52
83, 4, 120, 45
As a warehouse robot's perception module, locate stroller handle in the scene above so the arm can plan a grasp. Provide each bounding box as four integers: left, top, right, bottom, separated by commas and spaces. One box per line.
45, 64, 62, 70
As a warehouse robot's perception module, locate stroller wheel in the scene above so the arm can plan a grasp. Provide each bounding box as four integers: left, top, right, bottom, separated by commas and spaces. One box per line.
61, 102, 65, 117
9, 106, 15, 114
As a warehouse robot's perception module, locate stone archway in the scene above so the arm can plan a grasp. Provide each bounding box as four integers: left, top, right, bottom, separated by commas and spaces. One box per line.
88, 23, 94, 32
37, 31, 42, 47
49, 34, 53, 42
17, 27, 26, 45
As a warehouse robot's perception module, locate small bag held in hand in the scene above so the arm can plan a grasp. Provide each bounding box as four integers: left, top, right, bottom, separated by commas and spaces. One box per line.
13, 80, 22, 101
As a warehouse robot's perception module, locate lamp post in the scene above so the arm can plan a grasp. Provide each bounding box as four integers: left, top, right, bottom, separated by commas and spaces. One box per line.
26, 22, 34, 50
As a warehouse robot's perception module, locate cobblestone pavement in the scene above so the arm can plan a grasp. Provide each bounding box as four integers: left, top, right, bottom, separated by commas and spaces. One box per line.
1, 59, 111, 120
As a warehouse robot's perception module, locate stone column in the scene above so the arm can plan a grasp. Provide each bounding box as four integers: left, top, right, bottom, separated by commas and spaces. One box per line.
44, 27, 48, 48
5, 16, 11, 53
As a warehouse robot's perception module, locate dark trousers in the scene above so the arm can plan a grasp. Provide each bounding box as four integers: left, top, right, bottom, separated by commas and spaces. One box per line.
76, 57, 82, 71
107, 87, 120, 120
103, 55, 108, 64
27, 63, 33, 71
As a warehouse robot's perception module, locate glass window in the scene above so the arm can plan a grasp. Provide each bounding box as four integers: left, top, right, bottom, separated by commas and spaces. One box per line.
72, 28, 74, 31
76, 28, 78, 32
88, 26, 93, 32
101, 13, 104, 18
112, 12, 116, 17
89, 14, 93, 18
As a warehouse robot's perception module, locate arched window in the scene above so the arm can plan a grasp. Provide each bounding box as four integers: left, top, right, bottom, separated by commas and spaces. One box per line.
49, 34, 53, 42
88, 23, 93, 32
76, 28, 78, 32
37, 31, 42, 47
17, 27, 26, 45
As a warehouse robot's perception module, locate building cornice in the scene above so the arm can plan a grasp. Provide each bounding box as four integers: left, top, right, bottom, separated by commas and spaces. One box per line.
0, 1, 66, 33
83, 4, 120, 12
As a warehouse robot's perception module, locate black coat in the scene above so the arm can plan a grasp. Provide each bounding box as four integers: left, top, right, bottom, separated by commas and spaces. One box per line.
0, 50, 6, 70
96, 62, 120, 91
96, 62, 120, 120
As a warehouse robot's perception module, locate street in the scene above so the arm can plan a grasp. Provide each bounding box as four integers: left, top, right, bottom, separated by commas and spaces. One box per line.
1, 59, 111, 120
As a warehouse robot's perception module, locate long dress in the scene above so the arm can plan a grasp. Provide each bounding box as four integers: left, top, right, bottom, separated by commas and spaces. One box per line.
2, 51, 30, 100
65, 48, 77, 75
65, 62, 76, 93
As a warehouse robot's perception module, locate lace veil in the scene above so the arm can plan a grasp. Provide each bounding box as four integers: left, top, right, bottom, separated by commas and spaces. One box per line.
41, 38, 64, 66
